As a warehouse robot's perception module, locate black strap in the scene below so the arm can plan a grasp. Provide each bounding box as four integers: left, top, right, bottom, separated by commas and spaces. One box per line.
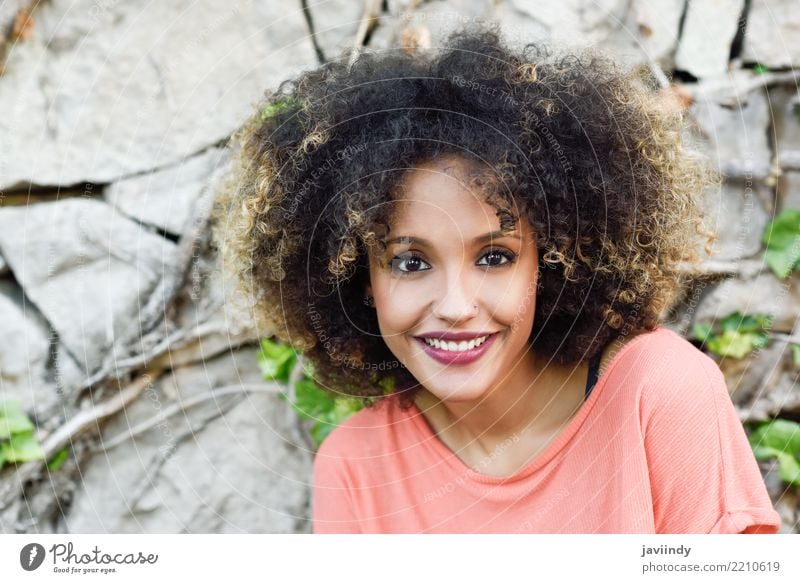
584, 352, 602, 400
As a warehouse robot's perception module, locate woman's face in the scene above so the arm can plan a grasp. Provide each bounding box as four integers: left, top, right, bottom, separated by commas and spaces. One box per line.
365, 155, 539, 403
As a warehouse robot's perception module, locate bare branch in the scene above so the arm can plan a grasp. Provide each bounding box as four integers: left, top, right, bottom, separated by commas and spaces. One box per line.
348, 0, 382, 68
92, 381, 285, 452
0, 369, 165, 509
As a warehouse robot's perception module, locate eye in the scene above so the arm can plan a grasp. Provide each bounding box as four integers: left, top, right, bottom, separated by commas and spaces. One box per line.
477, 249, 517, 267
390, 252, 431, 274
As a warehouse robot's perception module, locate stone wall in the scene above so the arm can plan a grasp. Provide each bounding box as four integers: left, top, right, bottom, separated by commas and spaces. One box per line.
0, 0, 797, 533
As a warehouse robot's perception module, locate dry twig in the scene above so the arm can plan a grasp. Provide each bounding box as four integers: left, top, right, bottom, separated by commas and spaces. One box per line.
348, 0, 382, 68
0, 369, 164, 509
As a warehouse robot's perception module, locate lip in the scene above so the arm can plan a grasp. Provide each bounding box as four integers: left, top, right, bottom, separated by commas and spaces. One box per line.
415, 331, 497, 341
414, 332, 499, 366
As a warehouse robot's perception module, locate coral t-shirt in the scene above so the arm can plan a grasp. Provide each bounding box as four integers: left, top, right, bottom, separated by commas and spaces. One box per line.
312, 326, 782, 533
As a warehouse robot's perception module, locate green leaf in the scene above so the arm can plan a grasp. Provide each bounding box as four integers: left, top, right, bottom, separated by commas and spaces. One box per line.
698, 311, 773, 359
257, 96, 299, 122
792, 344, 800, 369
707, 329, 756, 358
310, 421, 336, 447
762, 209, 800, 279
257, 339, 367, 447
1, 430, 45, 463
378, 375, 396, 395
293, 378, 336, 419
763, 209, 800, 245
257, 338, 298, 383
764, 246, 800, 280
331, 396, 363, 421
288, 379, 364, 446
775, 452, 800, 486
751, 444, 782, 460
693, 323, 713, 343
0, 400, 34, 439
718, 311, 773, 333
749, 419, 800, 458
749, 419, 800, 487
46, 447, 69, 471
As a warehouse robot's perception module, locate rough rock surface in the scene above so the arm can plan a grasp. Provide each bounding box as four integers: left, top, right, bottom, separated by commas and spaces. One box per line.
0, 0, 317, 189
742, 0, 800, 68
675, 0, 744, 78
105, 147, 230, 237
0, 198, 177, 376
63, 347, 313, 533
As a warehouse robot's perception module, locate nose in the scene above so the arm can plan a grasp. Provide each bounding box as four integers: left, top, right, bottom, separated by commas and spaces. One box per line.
431, 266, 479, 323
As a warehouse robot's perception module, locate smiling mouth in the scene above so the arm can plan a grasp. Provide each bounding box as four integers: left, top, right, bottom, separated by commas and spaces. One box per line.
412, 332, 499, 365
417, 334, 494, 352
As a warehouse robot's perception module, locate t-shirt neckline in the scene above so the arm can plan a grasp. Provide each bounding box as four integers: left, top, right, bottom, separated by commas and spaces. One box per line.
404, 328, 660, 485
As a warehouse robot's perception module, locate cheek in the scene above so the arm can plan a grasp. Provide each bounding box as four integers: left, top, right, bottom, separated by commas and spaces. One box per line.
495, 267, 538, 332
370, 277, 422, 336
495, 278, 536, 326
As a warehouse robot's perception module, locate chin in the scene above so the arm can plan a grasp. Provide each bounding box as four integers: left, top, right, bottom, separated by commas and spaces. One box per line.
421, 378, 492, 404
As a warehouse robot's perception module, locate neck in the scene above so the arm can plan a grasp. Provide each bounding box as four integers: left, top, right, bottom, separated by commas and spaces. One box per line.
414, 351, 588, 458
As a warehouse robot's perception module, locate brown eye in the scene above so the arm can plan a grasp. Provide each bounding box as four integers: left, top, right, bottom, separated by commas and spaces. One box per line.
390, 252, 431, 274
478, 249, 516, 267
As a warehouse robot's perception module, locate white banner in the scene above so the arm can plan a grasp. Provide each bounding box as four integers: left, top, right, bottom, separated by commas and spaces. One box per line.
1, 534, 798, 581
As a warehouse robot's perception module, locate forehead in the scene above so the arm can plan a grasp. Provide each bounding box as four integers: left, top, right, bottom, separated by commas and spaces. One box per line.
388, 155, 527, 236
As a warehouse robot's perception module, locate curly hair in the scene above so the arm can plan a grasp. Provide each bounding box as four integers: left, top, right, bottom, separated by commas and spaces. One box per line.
212, 24, 716, 411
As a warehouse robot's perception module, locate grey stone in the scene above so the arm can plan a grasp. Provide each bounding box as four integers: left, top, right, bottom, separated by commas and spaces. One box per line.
689, 84, 772, 179
720, 338, 783, 408
0, 0, 317, 189
52, 343, 88, 404
307, 0, 364, 61
629, 0, 686, 66
0, 198, 177, 375
64, 347, 313, 533
700, 181, 770, 262
772, 84, 800, 152
781, 173, 800, 211
771, 84, 800, 209
694, 271, 800, 332
742, 0, 800, 68
497, 0, 682, 67
0, 280, 53, 414
149, 247, 260, 370
675, 0, 744, 78
739, 364, 800, 421
105, 147, 229, 237
374, 0, 497, 52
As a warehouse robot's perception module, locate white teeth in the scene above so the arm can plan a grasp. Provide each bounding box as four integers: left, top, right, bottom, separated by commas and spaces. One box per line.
423, 335, 489, 351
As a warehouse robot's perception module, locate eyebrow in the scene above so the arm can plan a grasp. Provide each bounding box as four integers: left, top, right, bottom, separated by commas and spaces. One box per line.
384, 229, 519, 246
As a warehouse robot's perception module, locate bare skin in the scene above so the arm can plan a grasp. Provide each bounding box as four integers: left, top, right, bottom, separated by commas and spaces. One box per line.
413, 331, 645, 477
364, 153, 645, 478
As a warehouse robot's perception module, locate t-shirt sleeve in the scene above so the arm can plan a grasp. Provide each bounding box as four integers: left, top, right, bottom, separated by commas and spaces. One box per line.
640, 347, 781, 534
311, 429, 362, 534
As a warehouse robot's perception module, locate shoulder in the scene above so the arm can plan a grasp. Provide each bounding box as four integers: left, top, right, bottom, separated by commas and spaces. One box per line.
620, 327, 730, 428
628, 330, 780, 533
599, 326, 725, 418
603, 325, 714, 382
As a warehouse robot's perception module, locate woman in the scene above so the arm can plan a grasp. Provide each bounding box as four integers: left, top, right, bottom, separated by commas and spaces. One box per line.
213, 25, 781, 534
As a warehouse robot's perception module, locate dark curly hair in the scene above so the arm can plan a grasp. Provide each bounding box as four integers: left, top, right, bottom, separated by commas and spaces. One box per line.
212, 24, 715, 411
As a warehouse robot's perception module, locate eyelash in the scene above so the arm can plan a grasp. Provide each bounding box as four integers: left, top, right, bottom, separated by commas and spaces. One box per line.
389, 249, 517, 274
